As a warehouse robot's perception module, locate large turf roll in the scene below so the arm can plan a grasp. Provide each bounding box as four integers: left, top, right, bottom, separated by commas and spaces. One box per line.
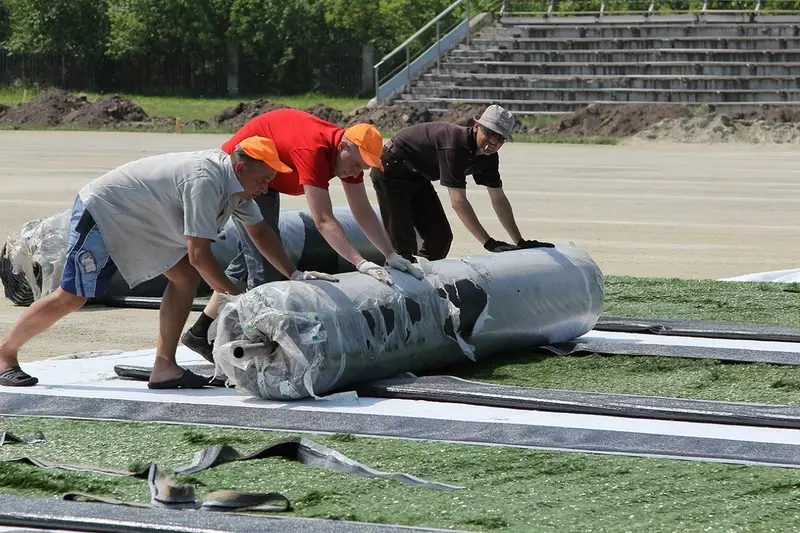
213, 246, 605, 400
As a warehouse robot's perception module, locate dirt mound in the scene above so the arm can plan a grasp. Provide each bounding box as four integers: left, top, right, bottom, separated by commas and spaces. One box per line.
0, 104, 8, 118
345, 103, 436, 131
727, 105, 800, 124
533, 104, 692, 138
304, 104, 345, 126
0, 88, 89, 127
631, 113, 800, 144
215, 99, 288, 129
435, 104, 485, 127
61, 95, 149, 128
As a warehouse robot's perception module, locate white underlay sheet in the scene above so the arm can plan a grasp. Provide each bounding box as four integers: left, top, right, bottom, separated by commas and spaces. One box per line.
4, 343, 800, 447
575, 330, 800, 353
720, 268, 800, 283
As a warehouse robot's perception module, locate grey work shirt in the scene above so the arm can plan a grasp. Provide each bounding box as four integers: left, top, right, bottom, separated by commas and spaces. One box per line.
79, 149, 263, 288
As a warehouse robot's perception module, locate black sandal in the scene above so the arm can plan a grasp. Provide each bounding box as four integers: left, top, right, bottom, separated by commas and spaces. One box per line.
148, 369, 211, 390
0, 365, 39, 387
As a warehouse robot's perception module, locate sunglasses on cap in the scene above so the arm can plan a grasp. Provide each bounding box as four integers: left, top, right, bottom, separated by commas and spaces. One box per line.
480, 125, 506, 144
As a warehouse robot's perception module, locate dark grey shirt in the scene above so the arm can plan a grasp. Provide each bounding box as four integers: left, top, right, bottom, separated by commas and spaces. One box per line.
388, 122, 502, 189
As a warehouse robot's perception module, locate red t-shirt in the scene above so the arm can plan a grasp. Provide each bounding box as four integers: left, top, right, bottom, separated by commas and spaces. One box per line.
221, 108, 364, 196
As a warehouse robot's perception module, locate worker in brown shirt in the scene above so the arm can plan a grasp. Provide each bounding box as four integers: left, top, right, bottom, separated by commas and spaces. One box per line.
370, 105, 554, 261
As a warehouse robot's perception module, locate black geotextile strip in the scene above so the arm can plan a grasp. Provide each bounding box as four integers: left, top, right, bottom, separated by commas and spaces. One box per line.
596, 315, 800, 343
544, 340, 800, 365
0, 430, 45, 446
174, 437, 462, 491
98, 296, 208, 312
1, 392, 799, 468
0, 494, 458, 533
357, 375, 800, 429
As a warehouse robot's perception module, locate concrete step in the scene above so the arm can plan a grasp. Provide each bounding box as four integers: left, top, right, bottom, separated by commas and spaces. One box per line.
417, 73, 800, 91
498, 13, 800, 26
401, 96, 800, 114
437, 60, 800, 77
448, 47, 800, 62
469, 36, 800, 50
405, 85, 800, 103
478, 22, 800, 39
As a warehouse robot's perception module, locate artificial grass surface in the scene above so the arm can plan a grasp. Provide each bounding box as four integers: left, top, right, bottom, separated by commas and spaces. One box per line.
446, 351, 800, 405
604, 277, 800, 328
1, 417, 798, 533
441, 276, 800, 405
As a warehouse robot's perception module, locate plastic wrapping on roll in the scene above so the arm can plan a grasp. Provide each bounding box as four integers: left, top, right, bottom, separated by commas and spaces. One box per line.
213, 246, 605, 400
1, 207, 384, 305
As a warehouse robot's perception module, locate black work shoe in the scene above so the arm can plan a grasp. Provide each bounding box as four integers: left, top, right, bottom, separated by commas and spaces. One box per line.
180, 329, 214, 364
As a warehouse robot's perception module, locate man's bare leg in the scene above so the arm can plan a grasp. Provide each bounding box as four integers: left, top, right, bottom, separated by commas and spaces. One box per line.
150, 257, 200, 385
0, 288, 87, 371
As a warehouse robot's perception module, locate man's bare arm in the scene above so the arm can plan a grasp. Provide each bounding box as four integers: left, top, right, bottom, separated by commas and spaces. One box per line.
243, 221, 297, 279
186, 236, 240, 294
486, 187, 523, 244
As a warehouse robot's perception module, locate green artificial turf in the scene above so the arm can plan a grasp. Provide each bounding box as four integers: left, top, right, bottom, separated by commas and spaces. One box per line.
1, 418, 798, 533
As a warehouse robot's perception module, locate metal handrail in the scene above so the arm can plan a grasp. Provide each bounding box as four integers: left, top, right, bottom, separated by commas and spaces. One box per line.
374, 0, 470, 100
498, 0, 790, 16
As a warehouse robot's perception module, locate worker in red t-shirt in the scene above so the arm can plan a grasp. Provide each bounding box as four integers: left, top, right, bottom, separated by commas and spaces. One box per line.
182, 108, 424, 361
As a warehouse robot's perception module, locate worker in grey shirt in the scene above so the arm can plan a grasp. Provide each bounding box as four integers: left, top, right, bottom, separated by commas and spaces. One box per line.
0, 136, 336, 389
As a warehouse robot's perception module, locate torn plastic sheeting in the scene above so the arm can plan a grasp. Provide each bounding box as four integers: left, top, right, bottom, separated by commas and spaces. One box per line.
0, 206, 384, 306
213, 245, 604, 400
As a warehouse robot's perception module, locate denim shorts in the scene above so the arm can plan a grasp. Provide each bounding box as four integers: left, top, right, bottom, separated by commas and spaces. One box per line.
60, 196, 118, 298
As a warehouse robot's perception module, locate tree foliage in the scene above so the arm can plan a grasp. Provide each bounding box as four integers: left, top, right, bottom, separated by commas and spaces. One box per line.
228, 0, 328, 92
3, 0, 108, 58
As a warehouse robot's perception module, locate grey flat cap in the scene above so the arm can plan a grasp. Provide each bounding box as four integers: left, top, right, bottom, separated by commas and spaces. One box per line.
474, 104, 515, 142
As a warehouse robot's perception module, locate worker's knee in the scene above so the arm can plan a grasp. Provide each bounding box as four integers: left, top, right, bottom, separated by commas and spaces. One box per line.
53, 288, 88, 312
164, 256, 201, 290
424, 229, 453, 261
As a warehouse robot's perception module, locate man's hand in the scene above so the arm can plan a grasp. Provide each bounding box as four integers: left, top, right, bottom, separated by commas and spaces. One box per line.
386, 253, 425, 280
356, 260, 394, 285
290, 270, 339, 282
484, 237, 520, 253
517, 239, 556, 249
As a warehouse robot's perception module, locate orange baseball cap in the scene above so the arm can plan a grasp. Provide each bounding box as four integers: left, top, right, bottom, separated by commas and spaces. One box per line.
344, 123, 384, 171
238, 136, 292, 173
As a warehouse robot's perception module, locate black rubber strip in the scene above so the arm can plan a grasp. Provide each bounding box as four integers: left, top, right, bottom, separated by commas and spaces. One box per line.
596, 315, 800, 343
357, 375, 800, 429
544, 340, 800, 365
0, 494, 457, 533
0, 430, 45, 446
1, 392, 798, 468
174, 437, 462, 491
98, 296, 208, 312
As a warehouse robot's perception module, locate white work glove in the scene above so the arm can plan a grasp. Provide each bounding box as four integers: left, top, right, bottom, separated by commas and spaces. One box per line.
356, 260, 394, 285
386, 253, 425, 280
290, 270, 339, 282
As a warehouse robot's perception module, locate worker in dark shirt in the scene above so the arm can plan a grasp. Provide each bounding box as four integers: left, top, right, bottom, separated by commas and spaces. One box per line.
370, 104, 554, 261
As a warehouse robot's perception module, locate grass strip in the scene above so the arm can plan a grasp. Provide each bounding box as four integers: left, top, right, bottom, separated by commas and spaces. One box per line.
0, 417, 798, 533
444, 277, 800, 404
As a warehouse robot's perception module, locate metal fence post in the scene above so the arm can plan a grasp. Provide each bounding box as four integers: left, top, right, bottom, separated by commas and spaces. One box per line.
374, 64, 380, 102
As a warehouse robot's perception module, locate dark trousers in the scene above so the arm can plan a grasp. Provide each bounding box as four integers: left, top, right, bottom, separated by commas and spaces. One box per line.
370, 162, 453, 261
224, 188, 282, 290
